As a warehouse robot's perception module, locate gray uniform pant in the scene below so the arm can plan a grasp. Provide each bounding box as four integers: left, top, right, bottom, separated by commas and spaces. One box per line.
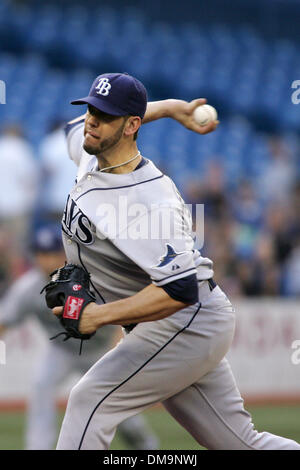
26, 342, 158, 449
56, 282, 300, 450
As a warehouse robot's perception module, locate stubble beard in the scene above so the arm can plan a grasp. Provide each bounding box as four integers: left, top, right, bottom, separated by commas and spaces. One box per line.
83, 120, 126, 157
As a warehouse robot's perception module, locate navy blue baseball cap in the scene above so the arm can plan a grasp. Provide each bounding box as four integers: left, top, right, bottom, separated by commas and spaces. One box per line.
31, 225, 63, 253
70, 72, 148, 119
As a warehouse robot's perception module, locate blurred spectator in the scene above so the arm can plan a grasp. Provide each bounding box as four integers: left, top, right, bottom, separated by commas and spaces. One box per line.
228, 232, 279, 296
229, 180, 263, 263
201, 161, 228, 220
182, 155, 298, 298
264, 204, 297, 265
283, 238, 300, 296
0, 124, 38, 290
183, 161, 228, 218
258, 136, 296, 204
231, 222, 259, 261
230, 180, 263, 228
280, 185, 300, 296
38, 121, 77, 223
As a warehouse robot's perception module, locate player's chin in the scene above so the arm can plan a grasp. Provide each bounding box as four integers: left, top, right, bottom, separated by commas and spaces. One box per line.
83, 140, 101, 155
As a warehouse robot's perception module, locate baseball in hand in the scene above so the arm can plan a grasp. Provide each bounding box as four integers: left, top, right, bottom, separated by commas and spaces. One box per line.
193, 104, 218, 126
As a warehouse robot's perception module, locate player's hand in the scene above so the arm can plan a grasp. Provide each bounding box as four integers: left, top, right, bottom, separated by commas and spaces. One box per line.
168, 98, 219, 135
52, 302, 100, 335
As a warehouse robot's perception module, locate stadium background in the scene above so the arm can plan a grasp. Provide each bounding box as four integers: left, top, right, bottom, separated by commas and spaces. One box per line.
1, 0, 300, 450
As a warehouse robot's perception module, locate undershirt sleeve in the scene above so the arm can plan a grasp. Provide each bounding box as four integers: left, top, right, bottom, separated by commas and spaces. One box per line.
161, 273, 199, 304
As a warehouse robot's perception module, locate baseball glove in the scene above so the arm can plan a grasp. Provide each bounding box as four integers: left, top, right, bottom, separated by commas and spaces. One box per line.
41, 263, 97, 345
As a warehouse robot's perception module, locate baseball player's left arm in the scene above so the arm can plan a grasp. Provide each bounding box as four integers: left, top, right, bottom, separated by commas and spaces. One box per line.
53, 283, 190, 334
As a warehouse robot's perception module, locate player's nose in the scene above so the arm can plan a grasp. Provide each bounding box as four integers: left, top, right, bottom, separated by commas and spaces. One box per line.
87, 113, 100, 128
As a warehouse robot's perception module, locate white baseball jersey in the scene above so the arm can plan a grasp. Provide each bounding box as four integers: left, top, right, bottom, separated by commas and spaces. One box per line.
63, 120, 214, 305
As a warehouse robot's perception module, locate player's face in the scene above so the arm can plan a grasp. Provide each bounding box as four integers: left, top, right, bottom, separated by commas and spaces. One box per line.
83, 105, 127, 156
35, 251, 66, 276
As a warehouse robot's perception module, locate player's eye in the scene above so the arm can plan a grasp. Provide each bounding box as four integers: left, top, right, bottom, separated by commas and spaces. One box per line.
100, 114, 115, 122
87, 105, 117, 122
87, 104, 98, 116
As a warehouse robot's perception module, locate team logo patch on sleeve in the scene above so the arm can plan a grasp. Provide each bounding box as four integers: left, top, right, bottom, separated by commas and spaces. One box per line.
63, 296, 84, 320
154, 243, 187, 267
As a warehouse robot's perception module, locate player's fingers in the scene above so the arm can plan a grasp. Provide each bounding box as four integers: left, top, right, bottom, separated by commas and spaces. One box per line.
200, 120, 219, 134
52, 306, 63, 316
192, 120, 219, 134
188, 98, 207, 112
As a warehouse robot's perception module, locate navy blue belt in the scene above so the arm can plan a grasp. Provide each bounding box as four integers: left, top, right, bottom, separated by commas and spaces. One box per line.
198, 278, 217, 291
208, 278, 217, 291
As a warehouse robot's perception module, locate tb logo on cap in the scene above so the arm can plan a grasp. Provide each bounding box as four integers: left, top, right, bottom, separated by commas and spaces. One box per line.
95, 78, 111, 96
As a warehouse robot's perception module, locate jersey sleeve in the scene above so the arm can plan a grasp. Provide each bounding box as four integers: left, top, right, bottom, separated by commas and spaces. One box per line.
64, 117, 85, 167
110, 202, 198, 288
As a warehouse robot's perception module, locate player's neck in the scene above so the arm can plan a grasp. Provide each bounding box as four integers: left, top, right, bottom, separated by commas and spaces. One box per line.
96, 143, 141, 174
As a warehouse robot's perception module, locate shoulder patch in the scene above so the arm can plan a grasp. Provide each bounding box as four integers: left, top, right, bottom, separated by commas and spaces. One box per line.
154, 243, 187, 268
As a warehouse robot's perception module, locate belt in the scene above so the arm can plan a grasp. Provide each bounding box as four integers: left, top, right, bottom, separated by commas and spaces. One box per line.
207, 278, 217, 291
198, 277, 217, 291
124, 323, 137, 334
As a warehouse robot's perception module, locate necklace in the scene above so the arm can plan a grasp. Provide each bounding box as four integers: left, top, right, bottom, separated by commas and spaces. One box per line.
99, 151, 141, 173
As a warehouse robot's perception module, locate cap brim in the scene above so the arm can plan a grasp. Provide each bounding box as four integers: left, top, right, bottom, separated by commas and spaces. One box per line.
70, 96, 128, 116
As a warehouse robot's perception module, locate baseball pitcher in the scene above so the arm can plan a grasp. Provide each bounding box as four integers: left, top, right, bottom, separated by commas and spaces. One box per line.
45, 73, 300, 450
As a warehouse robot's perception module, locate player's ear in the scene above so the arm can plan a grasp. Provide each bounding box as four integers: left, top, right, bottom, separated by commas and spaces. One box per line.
123, 116, 141, 138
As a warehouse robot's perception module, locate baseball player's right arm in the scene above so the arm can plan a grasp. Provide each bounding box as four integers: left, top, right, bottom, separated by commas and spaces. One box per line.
143, 99, 218, 134
64, 99, 218, 166
64, 98, 217, 147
